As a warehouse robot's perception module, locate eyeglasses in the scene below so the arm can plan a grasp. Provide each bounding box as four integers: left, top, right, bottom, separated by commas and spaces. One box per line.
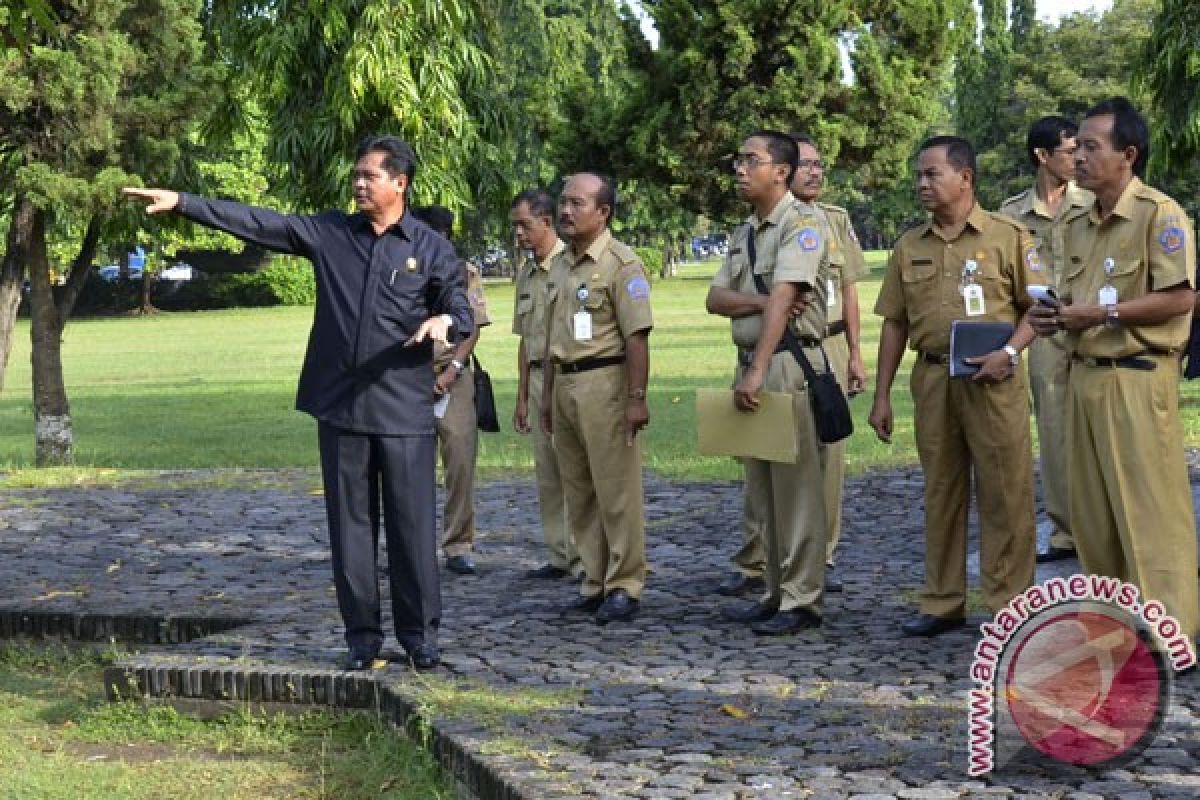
797, 159, 824, 170
731, 154, 777, 170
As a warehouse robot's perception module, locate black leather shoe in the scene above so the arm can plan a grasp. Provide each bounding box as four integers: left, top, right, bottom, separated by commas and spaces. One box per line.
563, 594, 604, 614
595, 589, 639, 624
902, 614, 966, 637
525, 564, 569, 580
716, 572, 766, 597
722, 601, 778, 623
751, 609, 821, 635
343, 646, 384, 671
445, 555, 477, 575
1036, 546, 1076, 564
406, 643, 440, 671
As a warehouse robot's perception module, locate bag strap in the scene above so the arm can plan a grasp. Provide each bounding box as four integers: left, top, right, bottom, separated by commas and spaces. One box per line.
746, 226, 828, 381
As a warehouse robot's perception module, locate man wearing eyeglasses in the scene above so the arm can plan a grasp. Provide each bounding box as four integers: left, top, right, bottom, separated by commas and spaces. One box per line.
706, 130, 834, 634
999, 117, 1093, 565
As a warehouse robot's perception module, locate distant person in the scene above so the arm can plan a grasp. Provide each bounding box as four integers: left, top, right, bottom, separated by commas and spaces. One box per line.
123, 134, 473, 671
411, 205, 491, 576
999, 116, 1093, 564
870, 136, 1039, 637
509, 189, 580, 580
706, 130, 832, 635
541, 173, 653, 625
1029, 97, 1198, 639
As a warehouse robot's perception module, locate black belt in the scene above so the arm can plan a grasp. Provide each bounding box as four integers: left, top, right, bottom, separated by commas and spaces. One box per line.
528, 359, 544, 370
825, 320, 847, 339
1072, 350, 1170, 371
920, 351, 950, 365
558, 355, 625, 374
739, 337, 821, 366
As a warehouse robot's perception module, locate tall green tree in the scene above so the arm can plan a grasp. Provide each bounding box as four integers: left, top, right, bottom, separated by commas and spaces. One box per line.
956, 0, 1015, 156
0, 0, 216, 464
1138, 0, 1200, 176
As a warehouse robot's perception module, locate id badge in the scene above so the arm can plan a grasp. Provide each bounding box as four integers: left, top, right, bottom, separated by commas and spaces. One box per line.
1098, 285, 1118, 306
826, 278, 837, 308
964, 284, 986, 316
433, 392, 451, 419
573, 310, 593, 341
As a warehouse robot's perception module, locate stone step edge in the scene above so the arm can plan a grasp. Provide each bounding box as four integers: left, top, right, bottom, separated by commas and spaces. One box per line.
0, 609, 251, 644
104, 658, 528, 800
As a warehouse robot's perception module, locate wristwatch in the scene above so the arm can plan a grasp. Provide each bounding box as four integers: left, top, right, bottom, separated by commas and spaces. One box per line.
628, 388, 647, 401
1002, 344, 1020, 366
440, 314, 454, 329
450, 359, 465, 372
1104, 304, 1120, 328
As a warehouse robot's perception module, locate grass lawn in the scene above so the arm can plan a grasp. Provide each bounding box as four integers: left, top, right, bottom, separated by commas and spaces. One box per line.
0, 641, 454, 800
4, 250, 1200, 484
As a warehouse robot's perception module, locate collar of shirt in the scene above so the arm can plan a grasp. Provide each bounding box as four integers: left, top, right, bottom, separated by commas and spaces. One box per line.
749, 191, 796, 230
538, 239, 566, 272
1087, 176, 1143, 226
1017, 181, 1092, 220
918, 202, 989, 242
571, 228, 613, 266
349, 210, 416, 240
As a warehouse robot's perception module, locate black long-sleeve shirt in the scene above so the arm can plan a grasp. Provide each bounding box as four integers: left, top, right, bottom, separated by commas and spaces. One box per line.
177, 194, 474, 435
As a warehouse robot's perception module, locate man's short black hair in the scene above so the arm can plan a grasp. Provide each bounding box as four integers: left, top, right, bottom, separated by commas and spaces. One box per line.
919, 135, 977, 184
790, 131, 817, 149
411, 205, 454, 238
1084, 96, 1150, 178
1027, 116, 1078, 169
746, 130, 799, 186
355, 134, 417, 186
572, 173, 618, 219
512, 188, 556, 221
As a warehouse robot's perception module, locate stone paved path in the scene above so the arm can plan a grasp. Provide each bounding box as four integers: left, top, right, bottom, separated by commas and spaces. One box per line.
2, 468, 1199, 799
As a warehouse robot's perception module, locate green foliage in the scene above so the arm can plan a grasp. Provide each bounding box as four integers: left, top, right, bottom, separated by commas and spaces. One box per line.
634, 246, 664, 278
1138, 0, 1200, 176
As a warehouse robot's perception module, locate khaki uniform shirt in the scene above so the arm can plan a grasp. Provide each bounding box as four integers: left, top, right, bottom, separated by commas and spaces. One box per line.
710, 192, 831, 349
999, 182, 1094, 286
512, 239, 565, 361
875, 203, 1039, 354
546, 229, 653, 363
1061, 177, 1195, 358
818, 202, 869, 325
434, 262, 490, 369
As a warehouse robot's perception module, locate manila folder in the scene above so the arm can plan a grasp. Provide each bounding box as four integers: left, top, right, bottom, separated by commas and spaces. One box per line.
696, 388, 798, 463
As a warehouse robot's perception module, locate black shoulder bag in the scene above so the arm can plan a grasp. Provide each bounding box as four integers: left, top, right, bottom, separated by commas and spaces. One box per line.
471, 354, 501, 432
747, 233, 853, 445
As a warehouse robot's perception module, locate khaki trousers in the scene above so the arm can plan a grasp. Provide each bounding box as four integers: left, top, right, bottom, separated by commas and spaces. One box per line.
823, 333, 850, 564
1028, 334, 1074, 549
738, 350, 828, 614
435, 366, 477, 557
911, 360, 1036, 617
528, 366, 579, 573
553, 365, 646, 599
1067, 356, 1199, 638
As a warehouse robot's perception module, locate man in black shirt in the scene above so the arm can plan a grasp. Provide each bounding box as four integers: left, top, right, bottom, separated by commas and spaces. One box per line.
124, 135, 473, 671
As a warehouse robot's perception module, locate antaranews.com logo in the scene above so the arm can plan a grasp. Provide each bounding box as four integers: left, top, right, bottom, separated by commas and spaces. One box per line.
968, 574, 1196, 775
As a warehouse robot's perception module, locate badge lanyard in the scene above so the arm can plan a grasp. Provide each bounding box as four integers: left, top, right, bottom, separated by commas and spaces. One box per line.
573, 283, 593, 341
961, 259, 985, 316
1098, 258, 1118, 306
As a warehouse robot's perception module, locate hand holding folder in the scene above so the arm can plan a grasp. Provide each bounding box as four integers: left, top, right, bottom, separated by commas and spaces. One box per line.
950, 320, 1015, 378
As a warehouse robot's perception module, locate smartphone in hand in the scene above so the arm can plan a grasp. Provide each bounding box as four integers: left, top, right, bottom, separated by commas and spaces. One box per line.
1026, 285, 1061, 308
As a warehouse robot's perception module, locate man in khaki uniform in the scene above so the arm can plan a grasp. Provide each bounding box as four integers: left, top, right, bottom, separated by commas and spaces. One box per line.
541, 172, 653, 625
999, 116, 1094, 563
415, 205, 491, 576
707, 130, 832, 635
1029, 97, 1199, 639
870, 136, 1039, 636
510, 188, 580, 580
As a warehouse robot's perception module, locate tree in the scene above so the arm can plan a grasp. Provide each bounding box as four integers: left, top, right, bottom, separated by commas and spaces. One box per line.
1138, 0, 1200, 177
1, 0, 216, 464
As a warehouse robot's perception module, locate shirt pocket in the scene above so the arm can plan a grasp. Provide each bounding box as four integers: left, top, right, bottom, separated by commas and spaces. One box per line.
515, 292, 535, 316
583, 283, 610, 312
1105, 254, 1145, 298
901, 257, 936, 283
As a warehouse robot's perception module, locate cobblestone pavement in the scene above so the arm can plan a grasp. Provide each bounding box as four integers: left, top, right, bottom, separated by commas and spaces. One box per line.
2, 468, 1199, 799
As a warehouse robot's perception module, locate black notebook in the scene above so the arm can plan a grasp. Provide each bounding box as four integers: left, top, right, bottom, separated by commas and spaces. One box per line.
949, 320, 1015, 377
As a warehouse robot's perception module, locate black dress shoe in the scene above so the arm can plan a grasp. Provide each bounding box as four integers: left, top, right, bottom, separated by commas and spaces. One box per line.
406, 643, 440, 671
343, 646, 384, 671
595, 589, 639, 624
716, 572, 766, 597
563, 594, 604, 614
445, 554, 477, 575
751, 609, 821, 635
902, 614, 966, 637
1036, 546, 1076, 564
722, 601, 778, 623
525, 564, 569, 580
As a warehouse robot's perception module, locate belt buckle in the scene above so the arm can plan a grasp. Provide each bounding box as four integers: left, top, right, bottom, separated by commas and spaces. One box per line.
1082, 356, 1100, 368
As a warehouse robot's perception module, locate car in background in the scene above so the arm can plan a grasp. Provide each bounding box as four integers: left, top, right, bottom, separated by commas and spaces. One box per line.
159, 263, 196, 282
97, 264, 144, 281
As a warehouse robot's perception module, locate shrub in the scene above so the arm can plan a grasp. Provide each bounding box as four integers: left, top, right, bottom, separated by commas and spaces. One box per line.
633, 246, 664, 279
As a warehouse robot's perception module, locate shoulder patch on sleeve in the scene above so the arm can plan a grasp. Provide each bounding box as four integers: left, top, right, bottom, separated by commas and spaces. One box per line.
625, 275, 651, 300
796, 227, 822, 252
1159, 226, 1186, 255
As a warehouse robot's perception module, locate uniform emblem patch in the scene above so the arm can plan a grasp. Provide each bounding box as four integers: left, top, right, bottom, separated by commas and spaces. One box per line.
1159, 226, 1185, 255
797, 228, 821, 252
626, 276, 651, 300
1025, 247, 1042, 272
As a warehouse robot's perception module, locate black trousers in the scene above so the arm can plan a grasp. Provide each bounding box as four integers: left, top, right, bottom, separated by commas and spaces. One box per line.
317, 423, 440, 652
